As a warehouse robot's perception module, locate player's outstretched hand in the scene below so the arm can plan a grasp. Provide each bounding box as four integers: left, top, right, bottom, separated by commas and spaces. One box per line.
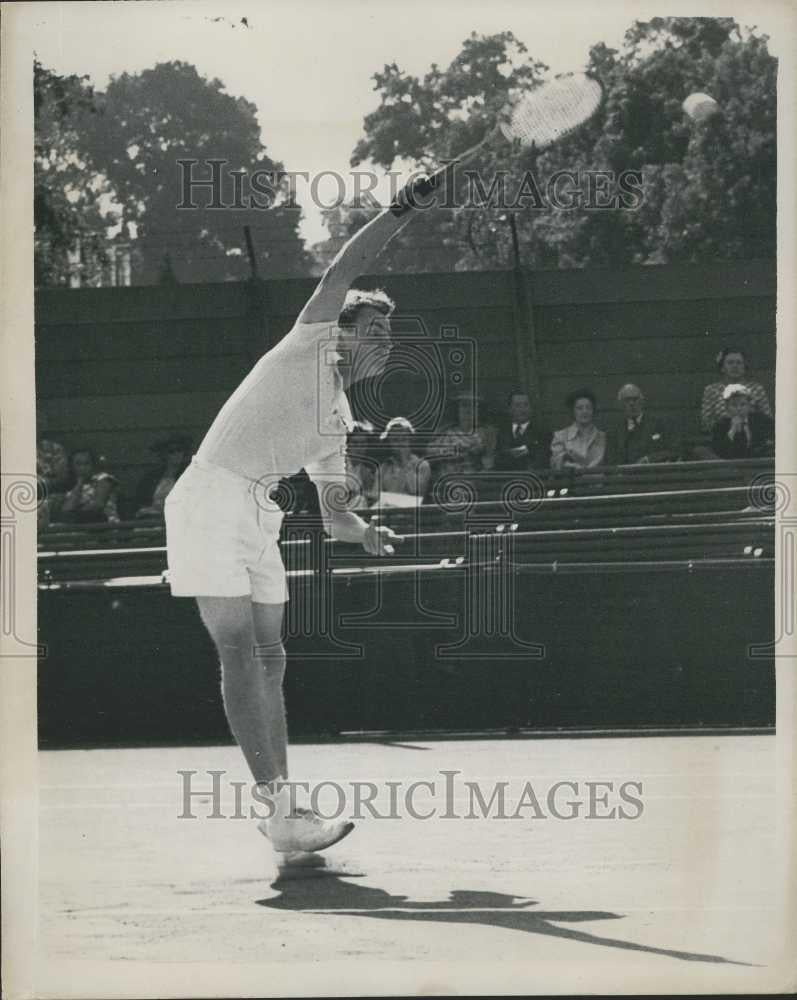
363, 515, 403, 556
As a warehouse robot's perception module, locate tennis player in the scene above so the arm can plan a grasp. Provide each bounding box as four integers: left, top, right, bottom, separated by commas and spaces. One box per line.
165, 173, 447, 858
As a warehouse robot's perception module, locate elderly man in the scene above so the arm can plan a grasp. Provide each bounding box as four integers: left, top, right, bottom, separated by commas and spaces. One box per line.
611, 383, 678, 465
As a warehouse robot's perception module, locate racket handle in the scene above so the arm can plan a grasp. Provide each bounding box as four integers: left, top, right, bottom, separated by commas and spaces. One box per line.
389, 170, 452, 217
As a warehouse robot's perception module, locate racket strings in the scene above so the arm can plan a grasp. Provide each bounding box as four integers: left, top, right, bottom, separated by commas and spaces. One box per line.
500, 75, 603, 150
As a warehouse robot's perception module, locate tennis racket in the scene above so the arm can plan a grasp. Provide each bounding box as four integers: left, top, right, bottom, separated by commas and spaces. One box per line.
391, 73, 603, 215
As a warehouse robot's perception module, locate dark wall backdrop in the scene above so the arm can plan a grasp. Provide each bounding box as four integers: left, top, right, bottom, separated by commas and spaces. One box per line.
38, 561, 775, 748
36, 259, 775, 498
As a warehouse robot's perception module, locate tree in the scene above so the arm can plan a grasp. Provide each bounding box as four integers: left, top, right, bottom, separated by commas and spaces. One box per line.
528, 16, 777, 266
317, 32, 548, 273
34, 60, 120, 286
340, 19, 776, 271
78, 61, 311, 282
353, 31, 545, 169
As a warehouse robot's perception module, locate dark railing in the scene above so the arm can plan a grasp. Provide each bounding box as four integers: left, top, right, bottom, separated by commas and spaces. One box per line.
38, 461, 775, 589
39, 458, 773, 545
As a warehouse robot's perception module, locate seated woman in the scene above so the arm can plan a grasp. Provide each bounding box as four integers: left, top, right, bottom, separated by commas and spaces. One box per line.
36, 408, 69, 494
711, 384, 775, 459
135, 433, 192, 518
58, 448, 120, 524
700, 347, 772, 433
377, 417, 431, 502
550, 388, 607, 470
36, 407, 69, 529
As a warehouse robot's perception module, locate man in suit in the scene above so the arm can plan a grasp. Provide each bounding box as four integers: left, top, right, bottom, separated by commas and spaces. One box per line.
494, 389, 550, 471
611, 383, 679, 465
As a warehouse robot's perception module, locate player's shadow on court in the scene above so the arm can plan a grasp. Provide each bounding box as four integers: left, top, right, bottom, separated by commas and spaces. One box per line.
257, 880, 755, 967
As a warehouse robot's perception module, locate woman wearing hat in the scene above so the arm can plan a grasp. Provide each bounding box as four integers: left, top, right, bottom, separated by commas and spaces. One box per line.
711, 384, 775, 459
135, 433, 192, 518
700, 347, 772, 433
377, 416, 431, 501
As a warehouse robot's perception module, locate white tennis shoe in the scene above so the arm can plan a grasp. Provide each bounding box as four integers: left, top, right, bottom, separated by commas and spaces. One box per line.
257, 808, 354, 855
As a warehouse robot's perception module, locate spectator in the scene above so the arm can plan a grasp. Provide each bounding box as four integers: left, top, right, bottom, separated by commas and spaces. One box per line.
427, 393, 498, 481
36, 407, 69, 528
494, 389, 551, 471
711, 384, 775, 459
36, 409, 69, 493
551, 388, 607, 470
59, 448, 120, 524
611, 383, 679, 464
700, 348, 772, 433
135, 433, 192, 518
378, 417, 431, 500
345, 421, 378, 509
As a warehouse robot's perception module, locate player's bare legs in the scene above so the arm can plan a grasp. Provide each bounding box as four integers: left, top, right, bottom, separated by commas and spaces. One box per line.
196, 594, 352, 854
196, 596, 287, 785
251, 601, 289, 781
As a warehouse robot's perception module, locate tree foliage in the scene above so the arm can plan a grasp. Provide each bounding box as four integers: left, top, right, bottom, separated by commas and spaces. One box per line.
315, 32, 547, 273
34, 60, 118, 286
541, 15, 777, 266
326, 20, 776, 272
78, 61, 310, 283
352, 31, 546, 170
35, 60, 311, 285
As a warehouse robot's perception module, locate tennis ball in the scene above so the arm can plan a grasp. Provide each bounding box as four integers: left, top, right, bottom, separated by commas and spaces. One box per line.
682, 92, 719, 123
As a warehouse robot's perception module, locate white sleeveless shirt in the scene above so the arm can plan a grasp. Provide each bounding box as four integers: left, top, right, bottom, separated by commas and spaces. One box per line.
196, 320, 352, 489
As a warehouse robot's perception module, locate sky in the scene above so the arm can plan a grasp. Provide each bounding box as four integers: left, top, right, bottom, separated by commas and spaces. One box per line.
26, 0, 788, 246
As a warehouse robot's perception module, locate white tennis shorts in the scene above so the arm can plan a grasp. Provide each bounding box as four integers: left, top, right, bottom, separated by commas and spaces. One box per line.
164, 457, 288, 604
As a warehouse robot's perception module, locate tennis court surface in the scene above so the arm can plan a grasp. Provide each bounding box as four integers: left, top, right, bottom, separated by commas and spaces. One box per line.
35, 732, 787, 995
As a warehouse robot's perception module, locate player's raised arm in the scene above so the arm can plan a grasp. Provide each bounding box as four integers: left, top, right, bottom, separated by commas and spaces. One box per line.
297, 167, 455, 325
